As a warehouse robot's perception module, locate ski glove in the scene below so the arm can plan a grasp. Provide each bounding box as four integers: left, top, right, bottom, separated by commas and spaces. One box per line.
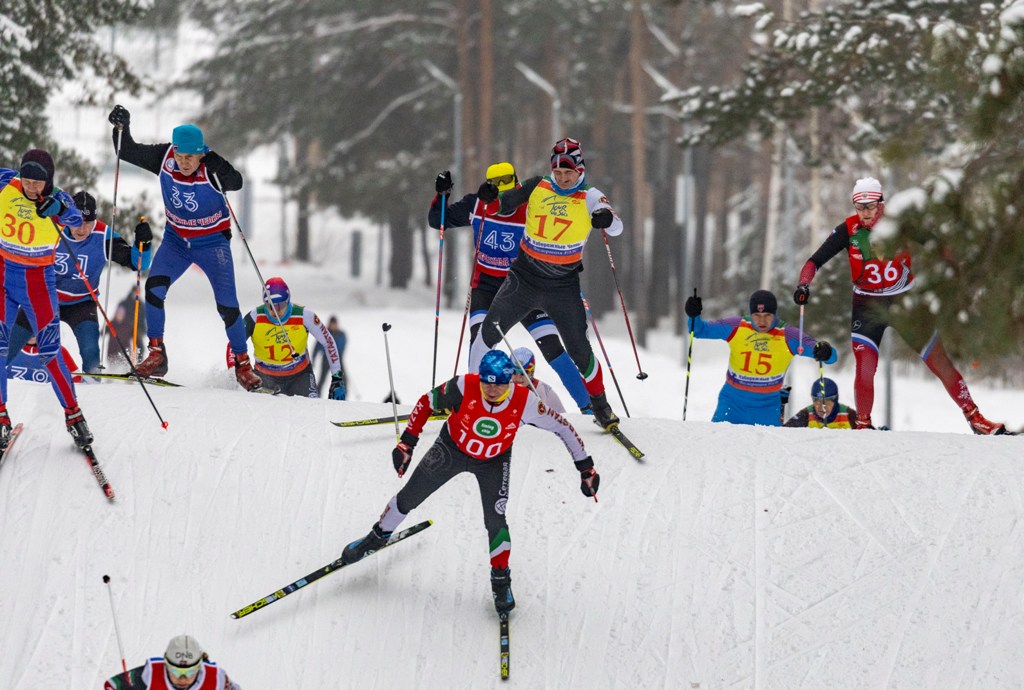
35, 195, 66, 218
392, 431, 419, 477
813, 341, 833, 362
108, 104, 130, 128
134, 220, 153, 247
574, 457, 600, 498
684, 294, 702, 318
328, 373, 346, 401
203, 151, 229, 178
793, 284, 810, 305
476, 181, 498, 204
591, 208, 614, 229
435, 170, 453, 196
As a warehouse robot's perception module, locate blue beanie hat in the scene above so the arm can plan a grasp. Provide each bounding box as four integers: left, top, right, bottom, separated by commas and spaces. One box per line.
172, 124, 208, 155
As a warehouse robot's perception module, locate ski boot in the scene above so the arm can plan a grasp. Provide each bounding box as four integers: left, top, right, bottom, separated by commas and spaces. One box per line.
855, 416, 875, 430
490, 566, 515, 615
234, 352, 262, 392
579, 403, 594, 415
341, 522, 392, 565
589, 392, 620, 430
0, 407, 12, 452
964, 406, 1007, 435
65, 406, 94, 449
135, 337, 167, 377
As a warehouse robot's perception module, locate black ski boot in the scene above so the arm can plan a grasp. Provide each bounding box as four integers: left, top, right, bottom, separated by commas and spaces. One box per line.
65, 406, 94, 449
589, 392, 620, 430
0, 407, 12, 452
490, 567, 515, 615
341, 522, 392, 565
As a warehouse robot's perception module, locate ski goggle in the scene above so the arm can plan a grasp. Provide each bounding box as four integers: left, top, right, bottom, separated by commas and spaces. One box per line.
488, 174, 515, 187
853, 201, 879, 212
165, 661, 201, 681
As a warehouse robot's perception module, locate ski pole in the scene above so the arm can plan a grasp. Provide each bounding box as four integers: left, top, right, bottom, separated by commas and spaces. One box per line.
494, 323, 539, 397
213, 173, 298, 361
131, 216, 145, 366
99, 126, 124, 367
580, 289, 630, 417
452, 207, 487, 377
55, 225, 169, 428
683, 289, 697, 421
382, 323, 400, 440
102, 574, 130, 686
797, 304, 806, 354
601, 230, 647, 380
431, 196, 447, 387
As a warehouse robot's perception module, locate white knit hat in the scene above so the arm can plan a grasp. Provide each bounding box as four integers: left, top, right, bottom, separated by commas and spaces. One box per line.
852, 177, 884, 203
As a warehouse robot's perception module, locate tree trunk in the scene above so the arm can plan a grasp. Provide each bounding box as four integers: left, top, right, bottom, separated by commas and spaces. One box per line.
387, 203, 413, 289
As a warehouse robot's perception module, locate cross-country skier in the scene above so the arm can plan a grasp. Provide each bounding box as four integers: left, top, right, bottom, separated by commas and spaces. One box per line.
239, 277, 345, 398
793, 177, 1007, 433
341, 349, 599, 615
107, 105, 261, 391
6, 191, 152, 374
510, 346, 566, 413
102, 634, 241, 690
469, 138, 625, 430
0, 149, 93, 451
314, 315, 346, 397
784, 377, 859, 428
430, 163, 591, 412
684, 289, 837, 426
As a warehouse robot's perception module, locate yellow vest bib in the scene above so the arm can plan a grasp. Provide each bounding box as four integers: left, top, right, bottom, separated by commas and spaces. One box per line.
251, 308, 309, 373
725, 321, 794, 393
0, 180, 60, 266
521, 179, 593, 264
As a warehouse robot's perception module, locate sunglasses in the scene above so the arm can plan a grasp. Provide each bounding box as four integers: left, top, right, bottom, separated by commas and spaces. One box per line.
166, 662, 201, 680
853, 202, 879, 212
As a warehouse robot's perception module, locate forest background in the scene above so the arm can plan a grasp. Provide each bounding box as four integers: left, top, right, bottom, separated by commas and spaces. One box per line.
3, 0, 1023, 380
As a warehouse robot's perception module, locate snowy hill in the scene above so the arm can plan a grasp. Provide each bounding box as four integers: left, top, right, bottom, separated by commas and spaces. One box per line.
1, 375, 1023, 689
1, 263, 1023, 689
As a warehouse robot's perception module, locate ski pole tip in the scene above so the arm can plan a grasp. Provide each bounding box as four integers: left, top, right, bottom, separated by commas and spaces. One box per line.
382, 323, 392, 332
636, 372, 649, 380
161, 421, 169, 429
102, 574, 110, 583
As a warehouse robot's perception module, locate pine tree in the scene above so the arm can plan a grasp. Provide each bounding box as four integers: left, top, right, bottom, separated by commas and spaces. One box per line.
0, 1, 143, 183
674, 0, 1024, 361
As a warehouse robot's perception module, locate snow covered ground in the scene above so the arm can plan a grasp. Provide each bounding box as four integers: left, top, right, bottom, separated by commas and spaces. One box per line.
1, 261, 1023, 689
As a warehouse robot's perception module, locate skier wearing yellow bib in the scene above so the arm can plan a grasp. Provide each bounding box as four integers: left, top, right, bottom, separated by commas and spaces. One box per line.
240, 277, 345, 398
470, 138, 625, 430
685, 290, 836, 426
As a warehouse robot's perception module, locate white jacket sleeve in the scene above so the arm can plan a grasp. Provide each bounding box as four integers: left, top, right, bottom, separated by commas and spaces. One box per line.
585, 187, 623, 237
520, 392, 588, 461
302, 307, 341, 376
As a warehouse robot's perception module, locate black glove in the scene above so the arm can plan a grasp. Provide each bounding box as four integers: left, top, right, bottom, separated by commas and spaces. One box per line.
392, 431, 419, 476
476, 181, 498, 204
202, 151, 228, 178
108, 104, 130, 128
35, 195, 66, 218
134, 220, 153, 247
574, 457, 600, 498
590, 208, 613, 229
813, 341, 833, 362
684, 294, 702, 318
435, 170, 453, 195
328, 372, 346, 401
793, 284, 810, 305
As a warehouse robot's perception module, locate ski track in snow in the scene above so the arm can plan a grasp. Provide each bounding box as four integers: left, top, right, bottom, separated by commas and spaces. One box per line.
2, 267, 1024, 688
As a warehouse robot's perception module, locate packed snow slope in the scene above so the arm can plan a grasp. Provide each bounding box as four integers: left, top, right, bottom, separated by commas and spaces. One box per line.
1, 377, 1023, 689
2, 264, 1024, 689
